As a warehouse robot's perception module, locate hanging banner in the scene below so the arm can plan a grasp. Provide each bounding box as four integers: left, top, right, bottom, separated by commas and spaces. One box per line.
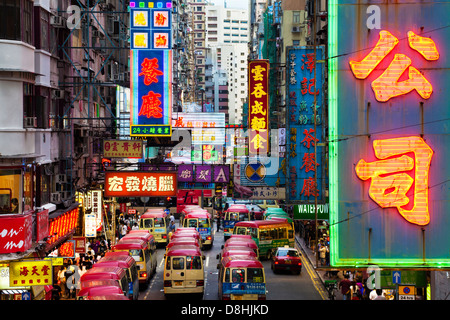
0, 214, 33, 254
248, 60, 269, 155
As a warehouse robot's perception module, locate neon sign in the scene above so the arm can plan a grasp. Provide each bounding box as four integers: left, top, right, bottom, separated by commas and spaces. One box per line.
349, 30, 439, 102
355, 136, 433, 226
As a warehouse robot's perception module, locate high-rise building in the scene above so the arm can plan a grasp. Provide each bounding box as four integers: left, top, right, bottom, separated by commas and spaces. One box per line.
205, 4, 249, 125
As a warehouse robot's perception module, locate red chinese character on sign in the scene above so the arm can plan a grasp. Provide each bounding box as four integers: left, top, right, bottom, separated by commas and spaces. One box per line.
112, 142, 119, 151
31, 266, 40, 276
174, 117, 184, 127
139, 58, 163, 86
155, 13, 167, 26
122, 142, 130, 152
41, 264, 50, 276
133, 142, 141, 151
139, 91, 163, 118
155, 34, 167, 47
20, 267, 29, 277
300, 128, 319, 149
301, 53, 316, 73
301, 177, 320, 197
349, 30, 438, 102
300, 153, 320, 173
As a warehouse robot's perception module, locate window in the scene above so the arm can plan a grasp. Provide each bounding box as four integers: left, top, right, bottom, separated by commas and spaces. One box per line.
231, 268, 245, 283
23, 83, 35, 118
247, 268, 264, 283
186, 256, 202, 270
0, 0, 20, 41
154, 218, 165, 227
172, 257, 185, 270
0, 169, 21, 213
23, 0, 32, 44
293, 11, 301, 24
39, 9, 50, 52
143, 219, 153, 228
293, 40, 300, 46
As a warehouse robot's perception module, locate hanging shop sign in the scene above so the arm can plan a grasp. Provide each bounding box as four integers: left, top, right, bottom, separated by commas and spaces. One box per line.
36, 209, 49, 242
0, 214, 33, 254
248, 60, 269, 155
286, 46, 325, 202
130, 49, 172, 137
130, 3, 172, 50
328, 0, 450, 268
172, 113, 226, 145
91, 190, 103, 232
9, 260, 52, 287
293, 203, 329, 220
47, 207, 79, 246
176, 165, 230, 183
104, 172, 177, 197
103, 140, 143, 158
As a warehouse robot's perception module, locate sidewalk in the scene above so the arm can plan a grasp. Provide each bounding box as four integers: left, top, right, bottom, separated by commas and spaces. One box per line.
295, 234, 345, 300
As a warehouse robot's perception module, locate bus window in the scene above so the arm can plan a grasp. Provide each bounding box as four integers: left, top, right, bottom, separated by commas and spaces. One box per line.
165, 256, 171, 270
187, 219, 197, 228
154, 218, 165, 227
129, 249, 143, 262
143, 219, 153, 228
259, 230, 271, 241
186, 256, 202, 270
173, 257, 185, 269
247, 268, 264, 283
288, 228, 294, 239
232, 269, 245, 283
225, 268, 230, 282
250, 228, 258, 239
235, 227, 246, 235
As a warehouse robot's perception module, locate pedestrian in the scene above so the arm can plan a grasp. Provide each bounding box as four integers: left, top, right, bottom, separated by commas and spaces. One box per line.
119, 222, 128, 239
57, 266, 67, 298
132, 222, 139, 230
338, 274, 352, 300
319, 242, 327, 266
169, 220, 176, 233
216, 211, 221, 232
250, 208, 255, 221
350, 281, 362, 300
51, 283, 62, 300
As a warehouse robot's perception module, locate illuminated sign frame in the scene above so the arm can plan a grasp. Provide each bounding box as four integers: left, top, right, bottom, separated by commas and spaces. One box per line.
328, 0, 450, 268
248, 60, 269, 155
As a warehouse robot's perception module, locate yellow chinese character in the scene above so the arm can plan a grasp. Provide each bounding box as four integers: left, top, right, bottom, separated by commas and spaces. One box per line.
250, 101, 266, 115
135, 34, 147, 48
250, 133, 267, 150
251, 117, 267, 131
251, 65, 266, 81
251, 83, 267, 99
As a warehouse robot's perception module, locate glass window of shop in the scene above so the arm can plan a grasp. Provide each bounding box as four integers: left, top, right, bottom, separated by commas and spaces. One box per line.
0, 170, 21, 214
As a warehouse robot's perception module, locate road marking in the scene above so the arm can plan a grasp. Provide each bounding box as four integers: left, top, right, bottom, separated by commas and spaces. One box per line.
159, 259, 164, 268
296, 243, 328, 300
205, 256, 209, 267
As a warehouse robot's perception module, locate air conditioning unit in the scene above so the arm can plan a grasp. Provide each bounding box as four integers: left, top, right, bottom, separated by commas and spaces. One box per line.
51, 192, 62, 203
24, 117, 37, 128
53, 90, 64, 99
50, 16, 65, 28
292, 26, 301, 33
55, 174, 67, 183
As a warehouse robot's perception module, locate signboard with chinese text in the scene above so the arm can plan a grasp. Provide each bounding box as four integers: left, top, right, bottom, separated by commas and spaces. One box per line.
286, 46, 325, 202
103, 140, 143, 158
130, 5, 172, 50
177, 165, 230, 183
172, 113, 226, 145
91, 190, 103, 232
328, 0, 450, 268
9, 261, 52, 287
130, 50, 172, 137
36, 209, 49, 242
104, 172, 177, 197
248, 60, 269, 155
47, 208, 79, 245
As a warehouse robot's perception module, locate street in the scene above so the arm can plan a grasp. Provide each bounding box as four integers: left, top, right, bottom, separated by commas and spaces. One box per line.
139, 221, 325, 300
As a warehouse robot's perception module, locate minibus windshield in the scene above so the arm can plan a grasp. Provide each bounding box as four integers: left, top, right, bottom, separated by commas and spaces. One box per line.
154, 218, 165, 227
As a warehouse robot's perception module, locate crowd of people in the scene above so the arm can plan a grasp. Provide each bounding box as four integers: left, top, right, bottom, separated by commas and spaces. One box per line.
338, 273, 389, 300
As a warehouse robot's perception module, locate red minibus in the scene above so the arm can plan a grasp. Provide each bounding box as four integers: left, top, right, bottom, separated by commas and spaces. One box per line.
77, 285, 126, 300
80, 267, 129, 294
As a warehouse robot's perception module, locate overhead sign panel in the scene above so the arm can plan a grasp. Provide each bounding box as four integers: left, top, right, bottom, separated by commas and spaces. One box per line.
104, 172, 177, 197
328, 0, 450, 268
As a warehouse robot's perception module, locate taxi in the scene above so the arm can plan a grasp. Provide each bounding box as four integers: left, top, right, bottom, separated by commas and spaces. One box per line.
271, 246, 302, 275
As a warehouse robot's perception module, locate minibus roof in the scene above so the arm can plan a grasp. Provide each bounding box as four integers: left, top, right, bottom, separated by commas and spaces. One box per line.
121, 232, 154, 242
87, 294, 129, 300
95, 254, 135, 268
105, 251, 130, 257
234, 220, 289, 228
113, 239, 147, 250
221, 247, 257, 258
81, 267, 126, 281
224, 241, 258, 249
168, 238, 200, 247
221, 255, 263, 268
141, 212, 166, 219
175, 227, 198, 233
225, 237, 257, 246
171, 232, 200, 240
184, 212, 210, 219
77, 285, 124, 297
229, 235, 252, 240
166, 245, 202, 257
226, 206, 249, 213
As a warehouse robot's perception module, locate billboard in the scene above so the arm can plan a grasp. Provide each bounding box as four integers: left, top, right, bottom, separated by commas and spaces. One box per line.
130, 50, 172, 136
286, 46, 325, 202
103, 140, 143, 158
172, 112, 226, 145
328, 0, 450, 268
248, 60, 269, 155
104, 172, 177, 197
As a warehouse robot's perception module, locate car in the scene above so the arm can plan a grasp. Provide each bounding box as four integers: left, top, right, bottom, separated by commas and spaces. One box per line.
271, 246, 302, 275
